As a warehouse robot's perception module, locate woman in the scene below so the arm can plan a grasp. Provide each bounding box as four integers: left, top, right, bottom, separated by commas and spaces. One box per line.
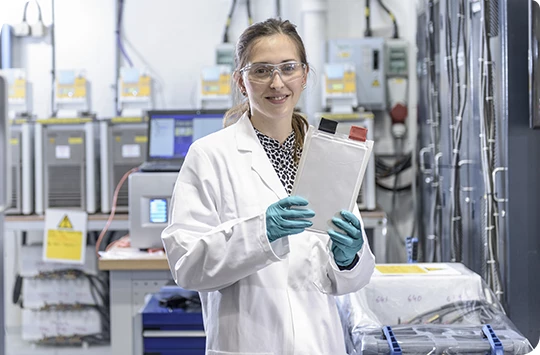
161, 18, 375, 355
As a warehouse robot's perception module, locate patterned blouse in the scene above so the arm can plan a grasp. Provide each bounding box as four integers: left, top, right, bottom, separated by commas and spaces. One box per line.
254, 128, 302, 195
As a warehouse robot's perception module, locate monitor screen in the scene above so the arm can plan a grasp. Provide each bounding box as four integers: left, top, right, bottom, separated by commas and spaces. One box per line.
148, 111, 224, 159
149, 198, 168, 223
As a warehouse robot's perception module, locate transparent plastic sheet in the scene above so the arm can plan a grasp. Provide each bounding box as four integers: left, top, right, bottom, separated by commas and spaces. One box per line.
291, 125, 374, 233
335, 263, 533, 354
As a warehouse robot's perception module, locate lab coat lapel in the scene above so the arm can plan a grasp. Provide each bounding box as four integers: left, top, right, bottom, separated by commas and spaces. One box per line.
235, 114, 288, 200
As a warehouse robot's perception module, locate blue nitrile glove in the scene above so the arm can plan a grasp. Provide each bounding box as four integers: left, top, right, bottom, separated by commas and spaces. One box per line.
266, 196, 315, 243
327, 210, 364, 267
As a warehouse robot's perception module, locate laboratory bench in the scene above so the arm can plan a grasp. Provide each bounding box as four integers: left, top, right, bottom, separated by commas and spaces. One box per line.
4, 208, 387, 355
99, 251, 172, 355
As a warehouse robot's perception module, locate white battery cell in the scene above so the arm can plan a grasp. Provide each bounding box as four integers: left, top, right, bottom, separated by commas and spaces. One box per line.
291, 124, 374, 233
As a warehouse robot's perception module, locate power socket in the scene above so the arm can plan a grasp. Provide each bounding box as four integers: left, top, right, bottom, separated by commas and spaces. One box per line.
13, 22, 31, 37
30, 21, 47, 37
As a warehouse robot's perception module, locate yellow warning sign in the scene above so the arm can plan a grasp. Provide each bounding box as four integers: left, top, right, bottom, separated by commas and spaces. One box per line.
45, 230, 83, 261
44, 209, 87, 264
372, 79, 380, 87
58, 215, 73, 229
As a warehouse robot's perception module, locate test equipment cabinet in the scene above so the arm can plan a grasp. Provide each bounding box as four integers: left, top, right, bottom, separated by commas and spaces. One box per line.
34, 118, 99, 214
100, 117, 148, 213
7, 118, 33, 215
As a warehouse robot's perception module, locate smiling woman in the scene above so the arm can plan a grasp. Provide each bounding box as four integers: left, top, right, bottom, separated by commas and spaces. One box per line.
224, 19, 310, 150
238, 32, 308, 143
161, 17, 375, 355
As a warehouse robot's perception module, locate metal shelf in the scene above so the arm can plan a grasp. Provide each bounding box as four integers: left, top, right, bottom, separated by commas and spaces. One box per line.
4, 213, 129, 231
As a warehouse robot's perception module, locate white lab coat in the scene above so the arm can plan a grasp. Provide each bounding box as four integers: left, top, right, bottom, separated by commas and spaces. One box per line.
161, 113, 375, 355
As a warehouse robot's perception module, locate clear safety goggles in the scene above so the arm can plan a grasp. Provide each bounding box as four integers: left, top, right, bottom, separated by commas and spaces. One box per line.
239, 61, 306, 84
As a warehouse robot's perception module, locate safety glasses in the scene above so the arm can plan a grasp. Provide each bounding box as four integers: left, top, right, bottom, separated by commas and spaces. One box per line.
239, 61, 306, 84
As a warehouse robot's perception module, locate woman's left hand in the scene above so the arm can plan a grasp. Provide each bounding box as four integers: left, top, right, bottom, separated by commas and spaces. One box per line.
327, 210, 364, 267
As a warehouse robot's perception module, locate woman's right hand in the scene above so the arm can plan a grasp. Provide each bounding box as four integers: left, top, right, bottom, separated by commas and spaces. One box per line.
265, 196, 315, 242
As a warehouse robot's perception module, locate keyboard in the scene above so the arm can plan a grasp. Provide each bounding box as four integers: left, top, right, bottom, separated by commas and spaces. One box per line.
139, 161, 183, 172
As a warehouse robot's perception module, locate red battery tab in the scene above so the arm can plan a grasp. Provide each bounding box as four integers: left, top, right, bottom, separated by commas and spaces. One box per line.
349, 126, 367, 142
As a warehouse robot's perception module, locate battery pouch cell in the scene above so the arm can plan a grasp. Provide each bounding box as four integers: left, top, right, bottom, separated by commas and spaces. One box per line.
291, 124, 374, 233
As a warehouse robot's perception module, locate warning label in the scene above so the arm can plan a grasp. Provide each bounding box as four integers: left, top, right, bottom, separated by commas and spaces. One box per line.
58, 215, 73, 229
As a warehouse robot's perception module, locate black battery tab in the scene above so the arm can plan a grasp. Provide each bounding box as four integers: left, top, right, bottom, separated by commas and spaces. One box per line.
318, 117, 338, 134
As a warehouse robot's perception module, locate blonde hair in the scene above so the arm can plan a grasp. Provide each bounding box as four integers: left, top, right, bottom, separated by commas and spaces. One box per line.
223, 18, 309, 164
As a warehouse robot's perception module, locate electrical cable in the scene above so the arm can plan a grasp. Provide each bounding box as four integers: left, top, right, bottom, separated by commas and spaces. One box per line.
364, 0, 373, 37
375, 153, 412, 179
374, 147, 412, 247
223, 0, 238, 43
454, 0, 469, 262
474, 0, 500, 298
12, 274, 22, 306
446, 0, 469, 263
425, 0, 442, 262
246, 0, 253, 26
376, 181, 411, 192
405, 299, 501, 325
22, 1, 31, 22
22, 0, 43, 22
446, 0, 461, 262
480, 0, 503, 301
116, 0, 133, 67
476, 1, 489, 292
391, 138, 404, 243
376, 0, 399, 38
51, 0, 56, 117
20, 269, 111, 344
95, 166, 139, 257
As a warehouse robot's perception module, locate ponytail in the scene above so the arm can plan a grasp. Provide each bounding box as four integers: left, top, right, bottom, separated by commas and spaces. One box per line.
224, 100, 250, 127
291, 112, 308, 164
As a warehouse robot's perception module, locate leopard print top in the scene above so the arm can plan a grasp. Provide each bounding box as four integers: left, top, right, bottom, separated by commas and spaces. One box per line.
254, 128, 302, 195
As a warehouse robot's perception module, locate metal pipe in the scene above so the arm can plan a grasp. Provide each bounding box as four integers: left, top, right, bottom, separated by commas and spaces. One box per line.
0, 73, 8, 355
115, 0, 122, 116
51, 0, 56, 117
301, 0, 327, 125
1, 25, 13, 69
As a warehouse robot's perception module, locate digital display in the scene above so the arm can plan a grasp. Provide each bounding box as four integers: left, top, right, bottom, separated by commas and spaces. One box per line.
149, 198, 168, 223
148, 112, 224, 160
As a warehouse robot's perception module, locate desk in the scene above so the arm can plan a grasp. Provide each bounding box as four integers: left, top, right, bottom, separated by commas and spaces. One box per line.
99, 255, 171, 355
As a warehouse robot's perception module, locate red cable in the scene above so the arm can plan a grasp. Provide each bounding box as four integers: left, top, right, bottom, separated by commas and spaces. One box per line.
95, 167, 140, 258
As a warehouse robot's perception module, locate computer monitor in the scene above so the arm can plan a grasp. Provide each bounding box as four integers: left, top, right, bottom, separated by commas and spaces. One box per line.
147, 110, 225, 161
